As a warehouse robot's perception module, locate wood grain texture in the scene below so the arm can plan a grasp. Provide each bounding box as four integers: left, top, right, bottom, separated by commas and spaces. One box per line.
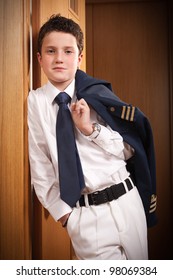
0, 0, 31, 259
86, 0, 173, 259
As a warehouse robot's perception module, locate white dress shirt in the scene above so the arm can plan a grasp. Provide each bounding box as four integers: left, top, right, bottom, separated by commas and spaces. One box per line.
28, 80, 133, 221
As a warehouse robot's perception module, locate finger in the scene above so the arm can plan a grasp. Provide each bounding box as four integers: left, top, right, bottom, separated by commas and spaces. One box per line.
71, 103, 83, 117
71, 102, 76, 112
78, 98, 88, 106
74, 102, 85, 112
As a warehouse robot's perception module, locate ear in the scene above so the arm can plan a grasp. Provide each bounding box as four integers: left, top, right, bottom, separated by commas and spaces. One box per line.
77, 53, 83, 69
37, 52, 42, 65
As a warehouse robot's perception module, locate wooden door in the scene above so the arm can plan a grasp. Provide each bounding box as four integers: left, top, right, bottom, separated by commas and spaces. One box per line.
86, 0, 173, 259
31, 0, 86, 260
0, 0, 31, 259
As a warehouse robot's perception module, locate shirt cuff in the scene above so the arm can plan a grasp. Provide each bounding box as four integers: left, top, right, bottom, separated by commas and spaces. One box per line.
47, 198, 72, 222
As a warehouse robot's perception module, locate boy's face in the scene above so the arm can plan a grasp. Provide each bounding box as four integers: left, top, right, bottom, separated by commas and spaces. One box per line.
37, 31, 83, 90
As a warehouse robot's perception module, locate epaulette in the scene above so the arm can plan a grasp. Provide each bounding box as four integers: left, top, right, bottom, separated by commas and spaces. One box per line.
149, 194, 157, 213
109, 105, 136, 122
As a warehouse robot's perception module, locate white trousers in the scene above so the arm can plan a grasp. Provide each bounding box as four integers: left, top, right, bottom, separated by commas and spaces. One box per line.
66, 182, 148, 260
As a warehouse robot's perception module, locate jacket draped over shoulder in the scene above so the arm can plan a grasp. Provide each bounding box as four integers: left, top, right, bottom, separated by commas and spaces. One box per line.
75, 69, 157, 228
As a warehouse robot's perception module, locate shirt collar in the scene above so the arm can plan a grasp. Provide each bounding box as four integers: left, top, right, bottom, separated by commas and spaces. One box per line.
45, 79, 75, 104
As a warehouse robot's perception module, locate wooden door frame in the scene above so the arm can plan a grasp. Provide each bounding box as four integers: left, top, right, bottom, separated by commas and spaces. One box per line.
168, 0, 173, 235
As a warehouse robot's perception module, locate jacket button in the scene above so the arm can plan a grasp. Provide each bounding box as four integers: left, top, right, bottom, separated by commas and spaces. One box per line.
110, 107, 115, 112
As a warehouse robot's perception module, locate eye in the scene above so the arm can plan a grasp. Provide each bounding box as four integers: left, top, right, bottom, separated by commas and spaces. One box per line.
65, 49, 73, 54
47, 49, 55, 54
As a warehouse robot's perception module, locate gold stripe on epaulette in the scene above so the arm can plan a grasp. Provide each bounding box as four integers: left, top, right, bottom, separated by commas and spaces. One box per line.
149, 202, 157, 213
151, 194, 157, 203
126, 106, 131, 120
130, 106, 135, 121
121, 106, 126, 119
121, 106, 135, 121
149, 194, 157, 213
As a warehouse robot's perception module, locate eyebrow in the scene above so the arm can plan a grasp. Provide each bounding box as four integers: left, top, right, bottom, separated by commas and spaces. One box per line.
44, 45, 75, 49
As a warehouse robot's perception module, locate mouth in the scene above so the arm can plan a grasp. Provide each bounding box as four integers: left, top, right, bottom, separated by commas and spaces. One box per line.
52, 67, 66, 71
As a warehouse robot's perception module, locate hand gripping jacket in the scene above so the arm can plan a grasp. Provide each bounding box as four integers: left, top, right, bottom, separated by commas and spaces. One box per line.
75, 70, 157, 227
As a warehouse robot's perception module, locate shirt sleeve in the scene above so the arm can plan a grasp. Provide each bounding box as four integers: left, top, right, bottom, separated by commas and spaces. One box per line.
84, 124, 134, 160
27, 91, 72, 221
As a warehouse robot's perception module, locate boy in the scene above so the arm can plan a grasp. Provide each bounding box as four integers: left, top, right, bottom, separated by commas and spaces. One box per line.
28, 14, 157, 260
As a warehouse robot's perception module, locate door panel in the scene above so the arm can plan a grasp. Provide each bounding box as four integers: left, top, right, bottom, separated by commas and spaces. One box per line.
0, 0, 31, 259
86, 0, 173, 259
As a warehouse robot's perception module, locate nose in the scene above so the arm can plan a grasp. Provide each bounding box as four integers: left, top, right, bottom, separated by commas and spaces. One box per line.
55, 51, 63, 63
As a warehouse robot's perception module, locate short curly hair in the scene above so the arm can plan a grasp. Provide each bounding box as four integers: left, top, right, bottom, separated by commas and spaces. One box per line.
37, 14, 84, 55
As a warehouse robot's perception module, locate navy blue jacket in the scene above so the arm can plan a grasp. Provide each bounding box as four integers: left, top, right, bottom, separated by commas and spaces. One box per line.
75, 70, 157, 227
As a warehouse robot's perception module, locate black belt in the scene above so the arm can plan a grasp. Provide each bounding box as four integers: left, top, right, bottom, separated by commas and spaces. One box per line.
77, 177, 134, 207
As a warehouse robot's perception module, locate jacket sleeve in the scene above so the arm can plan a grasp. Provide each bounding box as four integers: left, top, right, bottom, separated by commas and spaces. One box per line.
108, 102, 157, 227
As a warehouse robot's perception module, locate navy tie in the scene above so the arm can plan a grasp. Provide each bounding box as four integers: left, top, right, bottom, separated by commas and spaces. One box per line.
55, 92, 85, 207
